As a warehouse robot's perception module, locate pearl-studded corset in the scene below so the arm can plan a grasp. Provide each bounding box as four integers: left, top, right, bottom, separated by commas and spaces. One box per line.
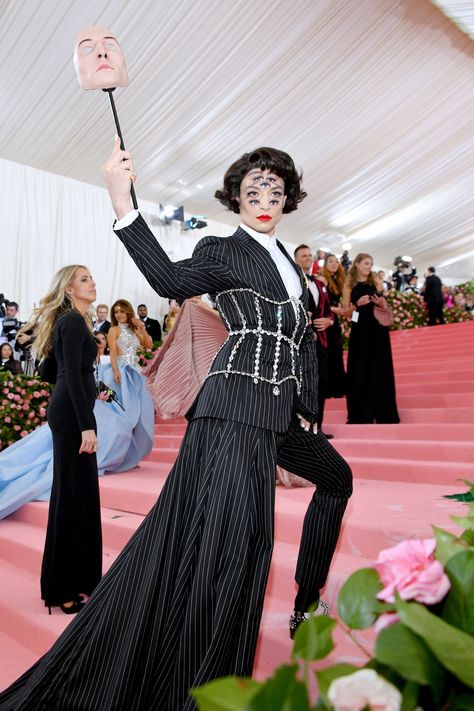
116, 324, 140, 367
205, 288, 308, 395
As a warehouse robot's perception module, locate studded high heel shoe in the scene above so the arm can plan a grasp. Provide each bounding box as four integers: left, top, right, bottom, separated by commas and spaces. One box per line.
289, 600, 330, 639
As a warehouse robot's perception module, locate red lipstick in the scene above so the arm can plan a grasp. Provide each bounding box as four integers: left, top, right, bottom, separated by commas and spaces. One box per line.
257, 215, 272, 222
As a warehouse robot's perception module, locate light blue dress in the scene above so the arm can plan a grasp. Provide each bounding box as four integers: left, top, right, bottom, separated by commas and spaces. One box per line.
0, 335, 155, 519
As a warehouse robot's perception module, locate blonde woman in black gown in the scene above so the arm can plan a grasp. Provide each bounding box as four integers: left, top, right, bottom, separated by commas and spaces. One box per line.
32, 266, 103, 614
343, 253, 400, 424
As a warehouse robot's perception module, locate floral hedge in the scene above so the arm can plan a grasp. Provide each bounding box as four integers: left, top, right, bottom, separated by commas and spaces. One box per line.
192, 484, 474, 711
340, 289, 473, 349
137, 341, 161, 368
0, 372, 53, 451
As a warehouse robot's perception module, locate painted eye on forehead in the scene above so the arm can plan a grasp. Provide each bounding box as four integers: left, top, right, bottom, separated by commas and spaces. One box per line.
250, 174, 279, 186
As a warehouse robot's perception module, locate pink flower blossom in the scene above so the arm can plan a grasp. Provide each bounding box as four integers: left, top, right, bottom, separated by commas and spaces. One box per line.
33, 391, 40, 398
23, 403, 29, 410
39, 407, 46, 417
20, 430, 28, 437
374, 538, 450, 605
27, 380, 34, 386
7, 393, 14, 400
4, 417, 11, 423
28, 411, 35, 419
13, 425, 21, 431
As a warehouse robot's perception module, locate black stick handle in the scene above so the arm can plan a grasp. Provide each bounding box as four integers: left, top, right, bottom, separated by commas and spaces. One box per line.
103, 88, 138, 209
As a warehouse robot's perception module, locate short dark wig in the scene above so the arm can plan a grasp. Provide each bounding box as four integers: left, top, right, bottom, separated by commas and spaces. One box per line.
215, 147, 307, 214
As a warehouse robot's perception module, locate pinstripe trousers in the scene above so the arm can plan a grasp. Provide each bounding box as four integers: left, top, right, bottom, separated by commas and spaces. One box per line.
0, 415, 352, 711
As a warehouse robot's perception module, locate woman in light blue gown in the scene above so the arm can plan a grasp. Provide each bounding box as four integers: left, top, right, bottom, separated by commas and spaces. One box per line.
0, 334, 155, 520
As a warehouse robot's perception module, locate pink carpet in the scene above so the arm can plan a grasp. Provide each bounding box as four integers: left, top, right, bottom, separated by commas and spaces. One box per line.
0, 320, 472, 687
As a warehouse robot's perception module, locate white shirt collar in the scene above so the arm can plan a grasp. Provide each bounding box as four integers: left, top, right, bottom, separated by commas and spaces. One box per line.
239, 223, 278, 252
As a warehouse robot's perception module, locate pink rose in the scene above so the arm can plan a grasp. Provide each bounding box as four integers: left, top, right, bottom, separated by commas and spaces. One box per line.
7, 393, 14, 400
39, 407, 46, 417
23, 403, 29, 410
33, 391, 40, 398
13, 425, 21, 431
20, 430, 28, 437
375, 538, 450, 605
4, 417, 11, 423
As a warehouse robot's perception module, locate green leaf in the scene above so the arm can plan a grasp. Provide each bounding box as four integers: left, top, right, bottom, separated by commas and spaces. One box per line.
451, 501, 474, 531
400, 681, 420, 711
315, 664, 358, 707
337, 568, 383, 629
292, 615, 336, 661
433, 526, 466, 566
375, 622, 444, 697
448, 693, 474, 710
442, 550, 474, 634
444, 480, 474, 502
460, 529, 474, 547
248, 664, 310, 711
191, 676, 260, 711
444, 492, 474, 502
395, 596, 474, 689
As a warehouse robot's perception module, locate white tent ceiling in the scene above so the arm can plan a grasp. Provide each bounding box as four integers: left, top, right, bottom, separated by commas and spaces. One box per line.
0, 0, 473, 281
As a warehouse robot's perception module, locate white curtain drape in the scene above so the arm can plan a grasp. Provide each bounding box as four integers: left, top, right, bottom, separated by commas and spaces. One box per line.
0, 158, 235, 323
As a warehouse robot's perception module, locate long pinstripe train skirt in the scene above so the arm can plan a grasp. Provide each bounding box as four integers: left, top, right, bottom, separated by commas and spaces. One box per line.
0, 418, 281, 711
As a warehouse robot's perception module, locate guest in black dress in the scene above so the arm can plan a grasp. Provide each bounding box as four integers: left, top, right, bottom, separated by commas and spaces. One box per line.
321, 254, 346, 398
0, 343, 22, 375
33, 265, 103, 614
343, 253, 400, 424
0, 146, 352, 711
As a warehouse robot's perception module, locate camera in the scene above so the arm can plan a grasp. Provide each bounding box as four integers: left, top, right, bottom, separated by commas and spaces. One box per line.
96, 380, 125, 411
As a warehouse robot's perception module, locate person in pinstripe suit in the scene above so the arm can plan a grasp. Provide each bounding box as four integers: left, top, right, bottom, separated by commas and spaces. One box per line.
0, 144, 352, 711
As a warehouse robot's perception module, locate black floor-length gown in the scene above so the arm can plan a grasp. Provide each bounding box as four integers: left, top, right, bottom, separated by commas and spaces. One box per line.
346, 282, 400, 424
41, 309, 102, 606
325, 287, 346, 398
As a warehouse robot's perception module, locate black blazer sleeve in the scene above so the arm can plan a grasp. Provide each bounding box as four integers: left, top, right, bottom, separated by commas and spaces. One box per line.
57, 312, 96, 432
293, 325, 318, 422
115, 214, 234, 300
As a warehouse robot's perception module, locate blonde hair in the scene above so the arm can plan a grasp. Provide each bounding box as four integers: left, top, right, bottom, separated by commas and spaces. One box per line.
345, 253, 378, 292
322, 254, 345, 296
28, 265, 94, 361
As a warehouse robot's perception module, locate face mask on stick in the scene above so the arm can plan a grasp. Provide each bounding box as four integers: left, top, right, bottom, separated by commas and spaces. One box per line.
74, 26, 137, 208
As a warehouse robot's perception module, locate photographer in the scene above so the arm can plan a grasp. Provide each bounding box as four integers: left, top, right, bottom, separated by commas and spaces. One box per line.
1, 302, 22, 343
392, 258, 416, 292
15, 325, 37, 375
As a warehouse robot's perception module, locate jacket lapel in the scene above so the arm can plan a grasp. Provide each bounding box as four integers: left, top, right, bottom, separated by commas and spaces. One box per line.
234, 228, 292, 301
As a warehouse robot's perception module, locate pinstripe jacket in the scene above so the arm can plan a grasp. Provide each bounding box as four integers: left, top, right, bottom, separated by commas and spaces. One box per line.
115, 214, 318, 433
